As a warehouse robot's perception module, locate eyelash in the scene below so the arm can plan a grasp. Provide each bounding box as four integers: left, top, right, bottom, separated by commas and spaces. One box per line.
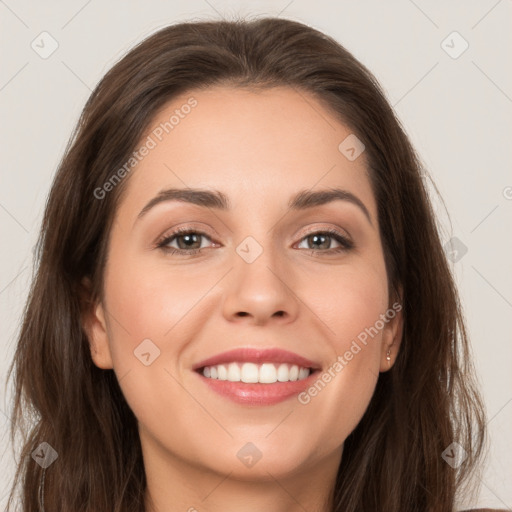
155, 226, 354, 257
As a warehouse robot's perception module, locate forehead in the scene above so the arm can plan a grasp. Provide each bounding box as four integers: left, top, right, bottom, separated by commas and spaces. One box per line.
117, 85, 375, 220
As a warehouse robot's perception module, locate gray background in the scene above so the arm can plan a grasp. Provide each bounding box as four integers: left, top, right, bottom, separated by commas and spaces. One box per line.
1, 0, 511, 509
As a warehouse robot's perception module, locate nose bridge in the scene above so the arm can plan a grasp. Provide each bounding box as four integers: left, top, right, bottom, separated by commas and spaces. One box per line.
234, 232, 287, 296
221, 231, 299, 324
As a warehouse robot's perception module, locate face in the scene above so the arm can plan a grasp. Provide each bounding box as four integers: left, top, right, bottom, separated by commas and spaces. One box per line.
83, 86, 402, 483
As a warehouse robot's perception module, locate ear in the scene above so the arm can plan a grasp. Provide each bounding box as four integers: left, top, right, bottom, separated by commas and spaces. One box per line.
379, 289, 404, 372
79, 277, 114, 370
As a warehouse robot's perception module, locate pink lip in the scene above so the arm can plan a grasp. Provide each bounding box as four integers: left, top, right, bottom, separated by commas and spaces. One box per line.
192, 347, 322, 371
192, 348, 322, 406
196, 371, 320, 405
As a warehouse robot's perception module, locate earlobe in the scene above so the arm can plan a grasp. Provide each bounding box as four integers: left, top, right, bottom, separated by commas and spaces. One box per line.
379, 296, 404, 372
79, 277, 114, 370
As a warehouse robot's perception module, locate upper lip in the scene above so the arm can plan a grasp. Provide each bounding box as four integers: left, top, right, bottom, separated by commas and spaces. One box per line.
192, 348, 322, 371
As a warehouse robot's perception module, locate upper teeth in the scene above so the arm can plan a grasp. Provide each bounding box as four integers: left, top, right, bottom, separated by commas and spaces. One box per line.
202, 362, 311, 383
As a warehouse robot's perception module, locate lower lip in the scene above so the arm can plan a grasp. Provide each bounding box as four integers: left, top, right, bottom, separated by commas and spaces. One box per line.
195, 370, 319, 405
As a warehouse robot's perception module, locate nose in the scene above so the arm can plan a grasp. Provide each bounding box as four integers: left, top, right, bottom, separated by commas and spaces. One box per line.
221, 243, 300, 326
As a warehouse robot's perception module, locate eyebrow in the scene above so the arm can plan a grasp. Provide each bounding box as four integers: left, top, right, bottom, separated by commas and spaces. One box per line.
136, 187, 372, 225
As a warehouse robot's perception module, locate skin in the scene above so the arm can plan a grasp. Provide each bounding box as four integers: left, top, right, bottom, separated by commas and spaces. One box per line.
82, 86, 403, 512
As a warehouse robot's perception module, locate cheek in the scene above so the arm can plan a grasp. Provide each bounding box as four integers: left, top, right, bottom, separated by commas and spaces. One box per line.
103, 253, 212, 350
100, 248, 235, 407
100, 257, 203, 426
294, 261, 388, 436
307, 258, 389, 351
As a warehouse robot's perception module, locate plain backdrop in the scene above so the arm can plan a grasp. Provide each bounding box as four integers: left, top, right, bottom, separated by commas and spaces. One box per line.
0, 0, 511, 509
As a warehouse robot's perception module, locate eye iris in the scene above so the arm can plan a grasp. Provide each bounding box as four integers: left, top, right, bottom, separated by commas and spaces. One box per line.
309, 233, 330, 250
177, 233, 200, 250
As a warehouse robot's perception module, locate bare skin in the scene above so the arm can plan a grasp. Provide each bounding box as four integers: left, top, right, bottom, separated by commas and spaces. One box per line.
82, 86, 403, 512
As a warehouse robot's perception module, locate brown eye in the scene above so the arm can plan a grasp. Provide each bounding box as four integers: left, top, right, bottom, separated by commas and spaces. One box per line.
156, 229, 214, 255
296, 230, 353, 254
304, 233, 333, 250
173, 232, 203, 250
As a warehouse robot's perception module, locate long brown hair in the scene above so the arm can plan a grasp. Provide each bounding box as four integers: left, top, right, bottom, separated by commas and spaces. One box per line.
5, 16, 486, 511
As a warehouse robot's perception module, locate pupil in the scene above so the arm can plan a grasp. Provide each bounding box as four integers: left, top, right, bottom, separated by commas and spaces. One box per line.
311, 234, 329, 250
179, 233, 199, 249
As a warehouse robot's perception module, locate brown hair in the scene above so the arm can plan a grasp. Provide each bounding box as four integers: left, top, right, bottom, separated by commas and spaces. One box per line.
5, 16, 486, 511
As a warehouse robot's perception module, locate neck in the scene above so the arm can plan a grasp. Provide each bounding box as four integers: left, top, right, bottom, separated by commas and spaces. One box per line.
142, 434, 341, 512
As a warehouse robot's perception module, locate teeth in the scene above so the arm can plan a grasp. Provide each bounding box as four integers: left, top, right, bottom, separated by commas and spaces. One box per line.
298, 367, 309, 380
277, 363, 290, 382
201, 362, 312, 383
217, 364, 228, 380
227, 362, 240, 381
241, 362, 259, 383
259, 363, 277, 383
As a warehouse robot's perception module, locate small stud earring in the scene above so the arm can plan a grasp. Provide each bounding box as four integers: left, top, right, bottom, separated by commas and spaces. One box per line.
386, 348, 391, 362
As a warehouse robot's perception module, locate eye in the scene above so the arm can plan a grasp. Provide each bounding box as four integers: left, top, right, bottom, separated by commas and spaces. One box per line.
295, 229, 353, 254
156, 228, 215, 255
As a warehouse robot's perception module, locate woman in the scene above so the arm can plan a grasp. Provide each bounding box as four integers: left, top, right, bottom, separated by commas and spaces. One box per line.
5, 16, 500, 512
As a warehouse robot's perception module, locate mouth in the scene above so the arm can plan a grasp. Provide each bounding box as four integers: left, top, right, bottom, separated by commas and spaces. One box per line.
192, 347, 322, 405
